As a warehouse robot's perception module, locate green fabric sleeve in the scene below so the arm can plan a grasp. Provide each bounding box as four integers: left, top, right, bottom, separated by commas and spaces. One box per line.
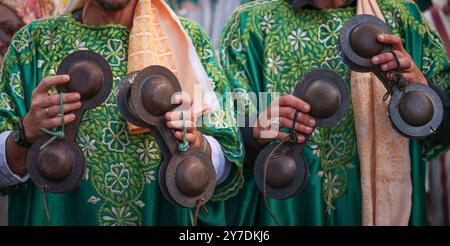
219, 9, 262, 117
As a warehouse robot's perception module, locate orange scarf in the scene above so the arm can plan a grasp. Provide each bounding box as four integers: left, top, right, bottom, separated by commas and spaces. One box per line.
352, 0, 411, 226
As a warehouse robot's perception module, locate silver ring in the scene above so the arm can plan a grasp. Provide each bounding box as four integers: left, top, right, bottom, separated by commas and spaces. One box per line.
405, 61, 414, 72
45, 107, 51, 118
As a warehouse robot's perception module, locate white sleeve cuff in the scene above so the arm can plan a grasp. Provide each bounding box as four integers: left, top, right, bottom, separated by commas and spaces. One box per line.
0, 131, 29, 188
204, 135, 231, 185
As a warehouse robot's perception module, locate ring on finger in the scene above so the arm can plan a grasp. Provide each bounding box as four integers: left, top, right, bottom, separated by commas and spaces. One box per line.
45, 107, 51, 118
405, 61, 414, 72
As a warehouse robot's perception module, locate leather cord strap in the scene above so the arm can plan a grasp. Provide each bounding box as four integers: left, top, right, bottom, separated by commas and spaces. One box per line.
39, 93, 66, 150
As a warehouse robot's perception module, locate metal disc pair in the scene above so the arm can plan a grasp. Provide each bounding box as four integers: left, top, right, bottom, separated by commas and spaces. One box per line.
389, 83, 444, 138
254, 69, 349, 200
28, 50, 113, 193
340, 15, 444, 139
293, 69, 349, 128
254, 144, 308, 200
339, 14, 391, 72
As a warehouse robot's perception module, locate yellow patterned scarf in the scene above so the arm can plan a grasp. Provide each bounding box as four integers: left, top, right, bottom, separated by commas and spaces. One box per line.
352, 0, 411, 226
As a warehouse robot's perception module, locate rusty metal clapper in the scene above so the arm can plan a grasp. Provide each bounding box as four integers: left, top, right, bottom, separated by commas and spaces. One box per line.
253, 69, 349, 223
339, 14, 444, 138
116, 66, 215, 222
26, 50, 113, 218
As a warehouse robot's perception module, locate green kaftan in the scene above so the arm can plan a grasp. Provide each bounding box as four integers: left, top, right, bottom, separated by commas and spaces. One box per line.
0, 13, 245, 226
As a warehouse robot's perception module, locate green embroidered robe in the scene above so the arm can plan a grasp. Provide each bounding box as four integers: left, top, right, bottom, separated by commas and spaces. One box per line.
220, 0, 450, 226
0, 13, 245, 226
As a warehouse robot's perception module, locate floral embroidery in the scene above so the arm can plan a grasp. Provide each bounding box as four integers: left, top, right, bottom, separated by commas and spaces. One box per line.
260, 13, 275, 34
43, 30, 60, 50
102, 121, 131, 152
84, 167, 90, 180
318, 17, 343, 48
310, 129, 322, 158
0, 93, 14, 111
69, 39, 87, 53
136, 138, 159, 165
321, 55, 346, 72
323, 134, 347, 165
231, 36, 244, 53
322, 169, 346, 214
105, 77, 121, 107
9, 73, 24, 99
208, 78, 216, 90
144, 170, 156, 184
384, 10, 400, 31
79, 132, 97, 158
288, 28, 311, 50
105, 163, 130, 194
422, 56, 433, 74
267, 55, 285, 75
87, 196, 101, 205
11, 29, 30, 52
101, 206, 139, 226
101, 39, 126, 66
37, 60, 44, 68
203, 48, 214, 60
135, 200, 146, 208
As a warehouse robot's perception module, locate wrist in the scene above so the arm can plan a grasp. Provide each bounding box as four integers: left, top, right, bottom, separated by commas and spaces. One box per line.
5, 134, 29, 177
193, 131, 205, 150
13, 118, 33, 148
22, 115, 37, 143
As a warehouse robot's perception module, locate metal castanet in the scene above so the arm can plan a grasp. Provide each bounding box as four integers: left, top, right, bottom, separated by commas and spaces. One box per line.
165, 150, 216, 208
254, 143, 308, 200
253, 69, 349, 201
116, 65, 216, 209
388, 83, 443, 138
294, 69, 349, 128
27, 50, 113, 194
339, 14, 444, 139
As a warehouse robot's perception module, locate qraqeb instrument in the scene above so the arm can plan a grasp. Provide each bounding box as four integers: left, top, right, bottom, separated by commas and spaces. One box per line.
27, 50, 113, 194
116, 65, 216, 210
253, 69, 349, 201
26, 50, 113, 219
339, 14, 444, 139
